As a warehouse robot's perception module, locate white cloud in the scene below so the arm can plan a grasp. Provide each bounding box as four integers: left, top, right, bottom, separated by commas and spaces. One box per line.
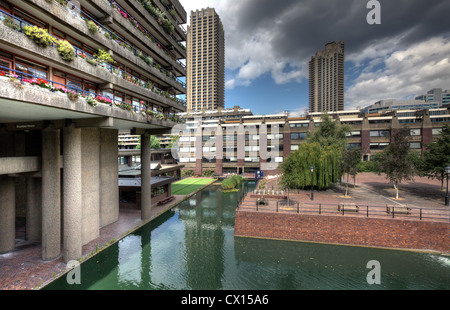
345, 36, 450, 110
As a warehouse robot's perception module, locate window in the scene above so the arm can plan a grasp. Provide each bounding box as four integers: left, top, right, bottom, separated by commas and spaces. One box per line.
432, 128, 442, 135
410, 129, 421, 136
370, 143, 389, 150
15, 57, 47, 79
409, 142, 421, 149
370, 130, 390, 137
291, 145, 299, 151
290, 132, 306, 140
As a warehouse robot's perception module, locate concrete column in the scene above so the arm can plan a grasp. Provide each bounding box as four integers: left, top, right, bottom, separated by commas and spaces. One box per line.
141, 132, 152, 220
41, 128, 61, 261
26, 177, 41, 242
99, 129, 119, 227
0, 176, 15, 254
63, 125, 82, 263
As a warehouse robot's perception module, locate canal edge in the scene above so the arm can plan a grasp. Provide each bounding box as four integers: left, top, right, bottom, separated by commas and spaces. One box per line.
39, 178, 218, 290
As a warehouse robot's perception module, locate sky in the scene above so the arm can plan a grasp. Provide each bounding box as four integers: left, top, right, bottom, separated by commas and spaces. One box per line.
179, 0, 450, 116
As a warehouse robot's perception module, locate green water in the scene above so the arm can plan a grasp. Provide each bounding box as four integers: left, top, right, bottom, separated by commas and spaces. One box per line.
44, 182, 450, 290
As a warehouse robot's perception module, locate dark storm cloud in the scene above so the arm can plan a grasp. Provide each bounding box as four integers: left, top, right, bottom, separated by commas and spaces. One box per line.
230, 0, 450, 63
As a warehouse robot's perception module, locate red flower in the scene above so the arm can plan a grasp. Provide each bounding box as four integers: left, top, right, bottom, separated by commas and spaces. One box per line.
0, 71, 5, 76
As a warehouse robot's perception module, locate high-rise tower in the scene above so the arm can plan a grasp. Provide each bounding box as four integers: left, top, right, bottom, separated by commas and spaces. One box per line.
187, 8, 225, 112
309, 41, 345, 112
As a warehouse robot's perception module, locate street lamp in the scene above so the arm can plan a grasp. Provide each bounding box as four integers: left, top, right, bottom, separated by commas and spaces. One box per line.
310, 165, 314, 200
445, 165, 450, 206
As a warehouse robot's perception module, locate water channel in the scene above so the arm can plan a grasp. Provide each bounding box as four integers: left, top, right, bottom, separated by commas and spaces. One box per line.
44, 181, 450, 290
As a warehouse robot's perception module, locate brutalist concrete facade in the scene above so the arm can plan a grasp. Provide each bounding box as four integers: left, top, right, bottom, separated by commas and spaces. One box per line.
0, 0, 186, 262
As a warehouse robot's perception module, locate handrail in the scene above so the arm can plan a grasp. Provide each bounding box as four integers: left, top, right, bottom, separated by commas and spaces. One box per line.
60, 0, 186, 85
105, 0, 186, 69
0, 64, 184, 119
0, 9, 186, 107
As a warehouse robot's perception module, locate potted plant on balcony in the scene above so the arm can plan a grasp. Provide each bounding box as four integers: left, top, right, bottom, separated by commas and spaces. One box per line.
23, 25, 55, 48
56, 40, 75, 62
85, 19, 98, 35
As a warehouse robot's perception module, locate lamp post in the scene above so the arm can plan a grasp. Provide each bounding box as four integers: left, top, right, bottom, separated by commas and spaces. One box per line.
310, 165, 314, 200
445, 165, 450, 206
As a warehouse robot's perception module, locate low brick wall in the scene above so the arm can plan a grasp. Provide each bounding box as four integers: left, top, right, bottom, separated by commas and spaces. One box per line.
234, 211, 450, 254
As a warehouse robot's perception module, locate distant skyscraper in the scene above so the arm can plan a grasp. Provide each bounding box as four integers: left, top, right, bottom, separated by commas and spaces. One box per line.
187, 8, 225, 112
309, 41, 345, 112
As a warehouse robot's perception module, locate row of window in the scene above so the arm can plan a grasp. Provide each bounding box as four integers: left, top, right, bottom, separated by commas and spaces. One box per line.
0, 0, 174, 94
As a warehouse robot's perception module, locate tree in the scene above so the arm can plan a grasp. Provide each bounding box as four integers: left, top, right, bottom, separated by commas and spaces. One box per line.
422, 125, 450, 189
307, 113, 351, 148
280, 142, 343, 190
280, 114, 350, 189
136, 135, 161, 149
342, 147, 362, 197
280, 113, 351, 191
374, 127, 420, 199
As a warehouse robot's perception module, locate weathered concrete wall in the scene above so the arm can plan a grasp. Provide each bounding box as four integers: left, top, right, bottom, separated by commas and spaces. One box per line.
81, 128, 100, 244
234, 211, 450, 254
99, 128, 119, 227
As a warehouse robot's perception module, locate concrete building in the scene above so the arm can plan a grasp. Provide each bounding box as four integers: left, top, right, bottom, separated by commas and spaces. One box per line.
362, 99, 441, 114
176, 107, 450, 176
0, 0, 186, 262
415, 88, 450, 107
186, 8, 225, 112
309, 41, 345, 113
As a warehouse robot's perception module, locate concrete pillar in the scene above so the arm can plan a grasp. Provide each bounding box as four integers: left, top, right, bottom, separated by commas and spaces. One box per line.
80, 128, 100, 244
41, 128, 61, 261
26, 177, 41, 242
141, 132, 151, 220
99, 129, 119, 227
63, 125, 82, 263
0, 176, 15, 254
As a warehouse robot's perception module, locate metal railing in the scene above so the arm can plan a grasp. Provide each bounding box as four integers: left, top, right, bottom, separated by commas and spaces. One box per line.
236, 190, 450, 223
59, 0, 186, 85
0, 9, 186, 107
0, 65, 178, 116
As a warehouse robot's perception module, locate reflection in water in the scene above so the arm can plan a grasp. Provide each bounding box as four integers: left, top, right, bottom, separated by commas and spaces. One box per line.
44, 182, 450, 290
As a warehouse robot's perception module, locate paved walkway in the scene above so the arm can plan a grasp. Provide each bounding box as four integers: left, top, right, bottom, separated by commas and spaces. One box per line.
242, 173, 450, 222
0, 195, 186, 290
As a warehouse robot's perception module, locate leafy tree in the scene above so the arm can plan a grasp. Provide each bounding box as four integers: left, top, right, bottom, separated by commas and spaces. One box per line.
373, 127, 420, 199
306, 113, 351, 148
167, 135, 180, 149
342, 147, 362, 197
422, 125, 450, 189
280, 142, 343, 190
280, 113, 350, 190
136, 135, 160, 149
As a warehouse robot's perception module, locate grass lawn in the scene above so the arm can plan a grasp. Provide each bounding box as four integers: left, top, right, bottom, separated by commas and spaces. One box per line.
171, 178, 216, 196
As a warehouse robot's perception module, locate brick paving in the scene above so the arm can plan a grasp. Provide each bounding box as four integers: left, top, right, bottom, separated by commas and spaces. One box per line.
242, 173, 450, 222
0, 195, 186, 290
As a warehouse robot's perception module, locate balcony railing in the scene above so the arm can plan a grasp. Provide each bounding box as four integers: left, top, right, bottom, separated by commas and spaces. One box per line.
0, 65, 184, 123
0, 9, 186, 107
54, 0, 186, 83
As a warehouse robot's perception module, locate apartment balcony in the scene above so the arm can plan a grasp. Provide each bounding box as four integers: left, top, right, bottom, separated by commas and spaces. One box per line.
0, 13, 186, 111
24, 0, 186, 81
0, 70, 180, 132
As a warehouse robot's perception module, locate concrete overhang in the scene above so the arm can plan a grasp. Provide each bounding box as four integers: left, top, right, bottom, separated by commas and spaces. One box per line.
0, 86, 178, 132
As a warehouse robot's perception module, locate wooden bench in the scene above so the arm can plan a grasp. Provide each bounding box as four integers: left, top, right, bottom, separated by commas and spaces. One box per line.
386, 205, 411, 215
157, 195, 175, 206
338, 203, 359, 212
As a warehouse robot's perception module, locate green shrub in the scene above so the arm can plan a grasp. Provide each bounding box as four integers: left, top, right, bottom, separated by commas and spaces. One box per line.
56, 40, 75, 61
3, 16, 20, 31
221, 178, 237, 190
181, 170, 195, 178
95, 49, 115, 64
85, 19, 98, 35
23, 25, 55, 48
202, 169, 215, 177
